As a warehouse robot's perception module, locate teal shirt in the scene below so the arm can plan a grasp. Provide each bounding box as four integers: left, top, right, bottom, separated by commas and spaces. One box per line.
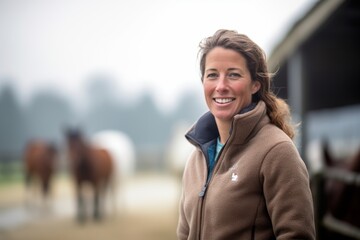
207, 138, 224, 179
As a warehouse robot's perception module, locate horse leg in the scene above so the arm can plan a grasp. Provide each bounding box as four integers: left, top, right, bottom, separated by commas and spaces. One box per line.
41, 177, 52, 213
93, 187, 102, 221
24, 171, 41, 211
107, 175, 118, 218
24, 172, 33, 209
76, 183, 86, 223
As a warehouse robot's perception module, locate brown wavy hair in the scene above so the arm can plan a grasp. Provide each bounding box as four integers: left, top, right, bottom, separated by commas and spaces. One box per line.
198, 29, 296, 139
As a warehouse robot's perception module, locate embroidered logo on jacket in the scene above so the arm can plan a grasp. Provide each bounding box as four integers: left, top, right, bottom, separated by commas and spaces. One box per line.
231, 172, 238, 182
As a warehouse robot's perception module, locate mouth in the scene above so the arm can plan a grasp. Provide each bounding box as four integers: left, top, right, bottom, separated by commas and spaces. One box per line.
213, 98, 235, 104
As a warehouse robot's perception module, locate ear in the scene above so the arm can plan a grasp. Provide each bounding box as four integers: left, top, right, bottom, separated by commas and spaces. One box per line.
251, 81, 261, 94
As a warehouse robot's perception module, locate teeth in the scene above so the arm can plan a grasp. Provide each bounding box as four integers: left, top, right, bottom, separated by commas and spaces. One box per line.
215, 98, 233, 104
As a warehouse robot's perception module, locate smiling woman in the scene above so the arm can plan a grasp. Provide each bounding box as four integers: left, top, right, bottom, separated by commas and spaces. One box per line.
177, 29, 316, 240
203, 47, 260, 142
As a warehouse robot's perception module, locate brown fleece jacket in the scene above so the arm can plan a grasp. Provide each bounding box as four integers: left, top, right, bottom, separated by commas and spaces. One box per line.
177, 101, 315, 240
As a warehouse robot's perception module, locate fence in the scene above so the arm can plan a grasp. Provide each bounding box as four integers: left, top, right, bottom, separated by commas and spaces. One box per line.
312, 167, 360, 239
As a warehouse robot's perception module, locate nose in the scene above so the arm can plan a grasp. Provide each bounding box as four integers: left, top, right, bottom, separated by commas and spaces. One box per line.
215, 75, 228, 92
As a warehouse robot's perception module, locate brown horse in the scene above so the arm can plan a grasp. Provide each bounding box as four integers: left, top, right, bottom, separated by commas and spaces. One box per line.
320, 142, 360, 239
65, 128, 114, 222
23, 140, 57, 207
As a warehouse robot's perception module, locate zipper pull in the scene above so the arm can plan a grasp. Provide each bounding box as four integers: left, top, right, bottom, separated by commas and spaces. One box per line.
199, 184, 207, 197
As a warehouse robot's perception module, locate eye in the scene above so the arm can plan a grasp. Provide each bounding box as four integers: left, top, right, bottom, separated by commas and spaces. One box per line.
228, 72, 241, 79
206, 72, 218, 79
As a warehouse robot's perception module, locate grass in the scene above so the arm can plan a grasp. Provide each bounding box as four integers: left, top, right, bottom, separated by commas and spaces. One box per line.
0, 160, 23, 187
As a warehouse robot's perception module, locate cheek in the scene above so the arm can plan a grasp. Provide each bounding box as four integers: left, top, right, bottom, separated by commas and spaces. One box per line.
203, 83, 213, 97
203, 85, 214, 107
233, 83, 250, 95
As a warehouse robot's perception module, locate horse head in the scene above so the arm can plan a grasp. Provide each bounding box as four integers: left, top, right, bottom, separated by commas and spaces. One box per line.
64, 128, 88, 170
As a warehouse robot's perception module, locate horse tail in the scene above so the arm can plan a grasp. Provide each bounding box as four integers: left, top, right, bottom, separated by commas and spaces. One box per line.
104, 149, 118, 217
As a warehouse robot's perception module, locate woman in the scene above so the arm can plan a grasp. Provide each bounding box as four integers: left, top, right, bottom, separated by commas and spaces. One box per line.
177, 29, 315, 240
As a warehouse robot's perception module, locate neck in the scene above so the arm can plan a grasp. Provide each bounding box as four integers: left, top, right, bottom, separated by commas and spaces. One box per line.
215, 119, 231, 144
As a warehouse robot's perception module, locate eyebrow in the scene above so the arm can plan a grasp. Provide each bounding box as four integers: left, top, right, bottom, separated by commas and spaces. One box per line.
205, 67, 244, 72
228, 68, 243, 71
205, 68, 217, 72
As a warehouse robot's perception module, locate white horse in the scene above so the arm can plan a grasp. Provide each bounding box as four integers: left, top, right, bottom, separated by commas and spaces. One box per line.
165, 121, 194, 180
91, 130, 136, 215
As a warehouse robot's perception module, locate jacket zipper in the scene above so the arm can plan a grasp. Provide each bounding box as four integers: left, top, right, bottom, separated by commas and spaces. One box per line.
197, 145, 226, 239
199, 178, 210, 197
197, 169, 209, 239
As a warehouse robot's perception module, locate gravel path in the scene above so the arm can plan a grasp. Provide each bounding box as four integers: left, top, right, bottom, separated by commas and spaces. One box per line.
0, 172, 181, 240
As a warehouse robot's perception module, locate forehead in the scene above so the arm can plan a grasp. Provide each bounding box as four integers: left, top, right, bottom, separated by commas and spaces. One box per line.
205, 47, 248, 70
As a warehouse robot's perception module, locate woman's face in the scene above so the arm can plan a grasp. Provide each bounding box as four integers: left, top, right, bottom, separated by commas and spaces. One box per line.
203, 47, 260, 125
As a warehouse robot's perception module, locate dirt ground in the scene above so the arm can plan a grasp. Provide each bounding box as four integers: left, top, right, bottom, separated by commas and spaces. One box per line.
0, 172, 180, 240
0, 213, 177, 240
0, 212, 177, 240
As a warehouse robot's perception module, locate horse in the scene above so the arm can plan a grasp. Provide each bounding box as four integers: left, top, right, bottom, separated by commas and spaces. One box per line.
165, 121, 194, 181
91, 130, 136, 212
65, 128, 114, 223
319, 141, 360, 239
23, 140, 57, 209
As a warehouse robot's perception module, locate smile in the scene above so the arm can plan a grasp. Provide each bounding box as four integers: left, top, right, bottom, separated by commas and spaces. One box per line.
214, 98, 235, 104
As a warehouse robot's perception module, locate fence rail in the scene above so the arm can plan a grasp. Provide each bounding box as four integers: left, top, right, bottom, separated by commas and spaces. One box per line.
323, 213, 360, 239
324, 167, 360, 186
313, 167, 360, 239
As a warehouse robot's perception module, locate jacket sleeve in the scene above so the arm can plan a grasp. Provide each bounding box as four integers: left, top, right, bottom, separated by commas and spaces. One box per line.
177, 184, 189, 240
260, 141, 316, 240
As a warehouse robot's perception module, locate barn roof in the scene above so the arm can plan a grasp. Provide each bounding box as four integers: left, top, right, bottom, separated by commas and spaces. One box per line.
268, 0, 360, 111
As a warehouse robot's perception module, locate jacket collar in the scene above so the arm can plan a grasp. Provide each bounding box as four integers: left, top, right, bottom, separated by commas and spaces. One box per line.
230, 101, 268, 145
185, 101, 268, 147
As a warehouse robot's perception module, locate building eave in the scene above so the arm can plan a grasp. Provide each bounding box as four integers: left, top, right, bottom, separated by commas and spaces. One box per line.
268, 0, 345, 72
